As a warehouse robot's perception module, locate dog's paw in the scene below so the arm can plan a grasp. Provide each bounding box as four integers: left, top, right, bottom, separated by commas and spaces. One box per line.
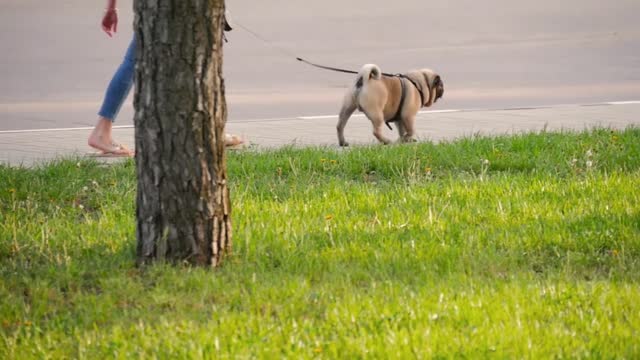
401, 137, 417, 143
339, 142, 350, 147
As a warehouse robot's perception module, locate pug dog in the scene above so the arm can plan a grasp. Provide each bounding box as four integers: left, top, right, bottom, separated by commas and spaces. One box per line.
337, 64, 444, 146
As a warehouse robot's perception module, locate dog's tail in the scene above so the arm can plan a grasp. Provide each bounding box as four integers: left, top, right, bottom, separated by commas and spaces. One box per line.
355, 64, 381, 88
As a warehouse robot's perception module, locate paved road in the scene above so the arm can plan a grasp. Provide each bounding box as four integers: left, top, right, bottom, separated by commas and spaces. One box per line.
1, 0, 639, 131
2, 102, 639, 167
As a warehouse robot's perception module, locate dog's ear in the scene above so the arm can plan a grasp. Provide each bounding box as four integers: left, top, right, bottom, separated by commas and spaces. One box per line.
223, 12, 233, 31
434, 75, 444, 101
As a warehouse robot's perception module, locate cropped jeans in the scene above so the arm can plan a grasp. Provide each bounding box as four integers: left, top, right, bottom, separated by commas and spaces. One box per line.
98, 37, 136, 121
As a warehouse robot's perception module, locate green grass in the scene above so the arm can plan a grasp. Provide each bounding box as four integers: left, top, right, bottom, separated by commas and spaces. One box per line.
1, 128, 639, 358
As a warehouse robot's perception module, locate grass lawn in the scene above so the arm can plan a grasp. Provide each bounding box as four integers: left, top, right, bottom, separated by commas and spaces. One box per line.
1, 128, 639, 358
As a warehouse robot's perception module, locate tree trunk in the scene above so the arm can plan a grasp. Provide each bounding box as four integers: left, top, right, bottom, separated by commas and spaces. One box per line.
133, 0, 231, 267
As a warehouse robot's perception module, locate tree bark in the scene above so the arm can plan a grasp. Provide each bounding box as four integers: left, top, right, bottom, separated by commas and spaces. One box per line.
133, 0, 231, 267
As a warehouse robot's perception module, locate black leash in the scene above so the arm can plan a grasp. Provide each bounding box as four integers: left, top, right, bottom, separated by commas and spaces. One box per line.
297, 57, 426, 106
296, 57, 394, 77
233, 20, 428, 112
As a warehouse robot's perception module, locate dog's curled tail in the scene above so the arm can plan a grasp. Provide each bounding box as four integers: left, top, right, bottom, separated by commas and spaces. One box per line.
355, 64, 381, 88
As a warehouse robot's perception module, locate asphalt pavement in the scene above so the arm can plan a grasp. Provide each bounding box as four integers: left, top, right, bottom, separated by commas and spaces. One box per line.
1, 102, 638, 167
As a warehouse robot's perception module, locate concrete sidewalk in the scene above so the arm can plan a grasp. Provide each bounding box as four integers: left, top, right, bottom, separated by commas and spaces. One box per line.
1, 102, 639, 167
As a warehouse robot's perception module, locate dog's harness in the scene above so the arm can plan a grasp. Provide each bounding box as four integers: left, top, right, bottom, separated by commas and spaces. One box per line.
384, 75, 426, 130
385, 77, 406, 130
293, 57, 430, 129
403, 75, 426, 106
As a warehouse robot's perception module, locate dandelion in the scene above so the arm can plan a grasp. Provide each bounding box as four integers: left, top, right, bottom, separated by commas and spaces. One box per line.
482, 159, 490, 165
586, 149, 593, 157
82, 186, 89, 192
612, 249, 619, 257
586, 160, 593, 168
78, 204, 85, 210
8, 188, 16, 193
91, 180, 99, 187
571, 158, 578, 166
320, 158, 327, 163
424, 167, 432, 174
330, 159, 337, 164
325, 214, 333, 221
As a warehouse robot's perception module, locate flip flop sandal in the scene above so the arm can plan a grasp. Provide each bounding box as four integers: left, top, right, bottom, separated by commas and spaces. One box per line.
88, 142, 134, 157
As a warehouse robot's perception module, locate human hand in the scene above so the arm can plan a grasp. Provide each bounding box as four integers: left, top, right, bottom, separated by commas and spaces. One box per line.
102, 8, 118, 37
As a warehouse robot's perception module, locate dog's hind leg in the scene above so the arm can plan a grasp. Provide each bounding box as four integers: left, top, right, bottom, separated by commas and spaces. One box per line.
337, 95, 357, 147
370, 112, 392, 145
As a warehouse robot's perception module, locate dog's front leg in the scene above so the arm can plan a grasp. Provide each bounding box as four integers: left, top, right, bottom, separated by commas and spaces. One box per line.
400, 116, 417, 143
396, 121, 407, 142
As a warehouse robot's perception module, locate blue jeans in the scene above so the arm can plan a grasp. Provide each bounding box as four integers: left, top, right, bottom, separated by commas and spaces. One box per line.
98, 37, 136, 121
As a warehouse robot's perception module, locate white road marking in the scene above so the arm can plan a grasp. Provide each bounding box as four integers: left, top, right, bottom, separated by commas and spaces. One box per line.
299, 114, 360, 120
0, 101, 637, 134
606, 101, 640, 105
0, 125, 133, 134
298, 109, 462, 120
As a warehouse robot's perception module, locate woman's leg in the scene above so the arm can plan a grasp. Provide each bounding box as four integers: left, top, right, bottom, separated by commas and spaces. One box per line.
89, 36, 244, 153
88, 37, 136, 155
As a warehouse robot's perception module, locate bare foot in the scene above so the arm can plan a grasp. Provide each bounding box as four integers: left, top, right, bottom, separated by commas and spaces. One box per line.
89, 120, 237, 155
88, 117, 134, 157
225, 134, 244, 147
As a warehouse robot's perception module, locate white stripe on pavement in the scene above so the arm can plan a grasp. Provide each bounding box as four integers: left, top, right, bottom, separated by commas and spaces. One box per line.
606, 101, 640, 105
0, 125, 133, 134
299, 109, 462, 120
0, 100, 637, 134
